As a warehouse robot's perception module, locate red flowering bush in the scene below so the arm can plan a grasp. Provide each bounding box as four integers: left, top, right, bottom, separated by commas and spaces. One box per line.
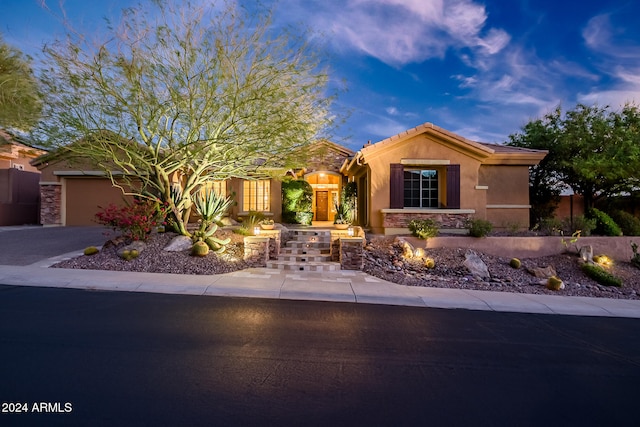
95, 199, 166, 241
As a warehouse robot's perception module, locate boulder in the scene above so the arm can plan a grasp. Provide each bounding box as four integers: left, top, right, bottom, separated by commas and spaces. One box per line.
220, 217, 238, 226
117, 240, 147, 258
164, 235, 193, 252
394, 237, 415, 259
463, 250, 490, 279
579, 245, 594, 263
527, 265, 557, 279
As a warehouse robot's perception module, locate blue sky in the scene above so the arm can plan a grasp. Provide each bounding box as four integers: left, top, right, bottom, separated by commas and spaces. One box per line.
2, 0, 640, 151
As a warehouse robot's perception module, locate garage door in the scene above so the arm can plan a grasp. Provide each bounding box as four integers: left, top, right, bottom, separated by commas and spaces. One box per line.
64, 177, 134, 226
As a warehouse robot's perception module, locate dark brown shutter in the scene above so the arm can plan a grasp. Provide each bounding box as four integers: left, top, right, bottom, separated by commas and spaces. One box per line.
390, 163, 404, 209
446, 164, 460, 209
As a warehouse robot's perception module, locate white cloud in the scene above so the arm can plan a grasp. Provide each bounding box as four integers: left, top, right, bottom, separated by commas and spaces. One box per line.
287, 0, 510, 67
386, 107, 399, 116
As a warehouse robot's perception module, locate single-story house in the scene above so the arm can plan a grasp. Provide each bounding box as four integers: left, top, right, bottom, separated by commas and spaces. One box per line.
31, 123, 546, 232
341, 122, 547, 234
0, 129, 46, 225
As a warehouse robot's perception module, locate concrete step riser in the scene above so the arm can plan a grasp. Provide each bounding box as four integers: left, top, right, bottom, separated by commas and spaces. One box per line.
266, 261, 340, 272
286, 242, 331, 249
278, 255, 332, 262
281, 248, 330, 255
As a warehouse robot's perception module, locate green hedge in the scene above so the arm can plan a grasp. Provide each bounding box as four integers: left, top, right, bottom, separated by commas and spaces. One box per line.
586, 208, 622, 236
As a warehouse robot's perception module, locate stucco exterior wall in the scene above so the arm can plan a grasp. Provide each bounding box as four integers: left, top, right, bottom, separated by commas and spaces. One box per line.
480, 165, 532, 229
360, 135, 485, 233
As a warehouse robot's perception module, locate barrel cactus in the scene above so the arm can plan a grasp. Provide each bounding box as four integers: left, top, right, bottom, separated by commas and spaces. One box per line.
546, 276, 563, 291
509, 258, 521, 269
84, 246, 99, 256
424, 257, 435, 269
191, 241, 210, 257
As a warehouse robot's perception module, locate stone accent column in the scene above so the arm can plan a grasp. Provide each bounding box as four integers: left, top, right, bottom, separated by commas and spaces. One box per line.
340, 237, 364, 270
331, 227, 364, 262
243, 236, 270, 267
40, 183, 62, 226
258, 229, 281, 260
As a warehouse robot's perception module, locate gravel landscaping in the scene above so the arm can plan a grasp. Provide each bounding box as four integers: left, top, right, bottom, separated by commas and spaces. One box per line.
52, 230, 640, 300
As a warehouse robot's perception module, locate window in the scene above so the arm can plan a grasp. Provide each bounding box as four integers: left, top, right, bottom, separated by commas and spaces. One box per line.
404, 169, 439, 208
243, 180, 271, 211
390, 164, 459, 209
201, 180, 227, 198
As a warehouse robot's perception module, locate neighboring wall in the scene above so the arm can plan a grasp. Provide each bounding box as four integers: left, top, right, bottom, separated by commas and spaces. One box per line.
0, 169, 40, 225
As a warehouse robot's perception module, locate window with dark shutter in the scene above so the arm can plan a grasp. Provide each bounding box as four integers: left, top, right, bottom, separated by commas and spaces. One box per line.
389, 163, 404, 209
446, 164, 460, 209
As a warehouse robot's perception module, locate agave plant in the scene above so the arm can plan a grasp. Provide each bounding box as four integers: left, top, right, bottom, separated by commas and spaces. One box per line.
191, 189, 232, 252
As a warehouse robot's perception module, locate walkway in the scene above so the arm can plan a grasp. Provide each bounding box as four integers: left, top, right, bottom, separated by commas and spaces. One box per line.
0, 245, 639, 318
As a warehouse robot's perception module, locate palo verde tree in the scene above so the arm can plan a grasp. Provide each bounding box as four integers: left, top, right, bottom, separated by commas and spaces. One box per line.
33, 0, 335, 236
0, 36, 42, 130
508, 103, 640, 221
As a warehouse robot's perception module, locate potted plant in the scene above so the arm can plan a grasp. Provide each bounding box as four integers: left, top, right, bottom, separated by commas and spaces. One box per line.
334, 201, 352, 230
260, 218, 275, 230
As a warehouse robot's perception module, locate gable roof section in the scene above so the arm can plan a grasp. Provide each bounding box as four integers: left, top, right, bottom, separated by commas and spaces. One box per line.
350, 122, 546, 168
0, 129, 46, 160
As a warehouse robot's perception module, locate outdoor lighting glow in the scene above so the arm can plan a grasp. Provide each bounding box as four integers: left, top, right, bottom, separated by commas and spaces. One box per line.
254, 226, 260, 235
347, 227, 354, 236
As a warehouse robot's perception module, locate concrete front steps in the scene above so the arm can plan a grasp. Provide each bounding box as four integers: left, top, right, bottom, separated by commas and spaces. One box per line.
266, 229, 341, 272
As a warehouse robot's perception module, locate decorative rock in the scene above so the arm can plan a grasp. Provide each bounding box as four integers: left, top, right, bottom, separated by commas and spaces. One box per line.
394, 237, 415, 259
527, 265, 557, 279
579, 245, 594, 263
117, 240, 146, 257
413, 247, 426, 261
220, 217, 238, 226
463, 250, 490, 279
164, 235, 193, 252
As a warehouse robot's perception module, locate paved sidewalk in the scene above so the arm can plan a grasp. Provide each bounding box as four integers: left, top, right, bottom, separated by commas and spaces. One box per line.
1, 248, 639, 318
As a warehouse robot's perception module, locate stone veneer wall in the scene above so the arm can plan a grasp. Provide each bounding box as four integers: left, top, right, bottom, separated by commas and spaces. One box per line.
258, 229, 281, 260
339, 237, 364, 270
243, 236, 269, 267
330, 227, 364, 263
383, 212, 472, 229
40, 184, 62, 226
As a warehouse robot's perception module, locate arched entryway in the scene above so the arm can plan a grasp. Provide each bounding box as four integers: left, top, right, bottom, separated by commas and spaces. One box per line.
304, 171, 342, 222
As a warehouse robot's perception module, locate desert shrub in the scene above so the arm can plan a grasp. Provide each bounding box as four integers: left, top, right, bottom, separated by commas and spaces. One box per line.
466, 218, 493, 238
281, 179, 313, 224
609, 210, 640, 236
586, 208, 622, 236
408, 219, 439, 240
295, 211, 314, 225
95, 199, 166, 241
536, 217, 562, 235
562, 215, 596, 236
581, 263, 622, 287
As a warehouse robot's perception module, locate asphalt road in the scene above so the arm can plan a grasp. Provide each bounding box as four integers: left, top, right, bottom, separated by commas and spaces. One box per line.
1, 286, 639, 426
0, 226, 109, 265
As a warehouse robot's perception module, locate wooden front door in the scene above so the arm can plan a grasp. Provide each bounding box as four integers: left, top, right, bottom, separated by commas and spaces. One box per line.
316, 191, 328, 221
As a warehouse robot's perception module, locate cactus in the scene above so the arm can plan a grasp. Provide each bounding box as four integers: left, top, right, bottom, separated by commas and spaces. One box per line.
191, 241, 210, 257
84, 246, 99, 256
424, 257, 435, 269
509, 258, 521, 269
130, 249, 139, 259
546, 276, 563, 291
205, 237, 225, 254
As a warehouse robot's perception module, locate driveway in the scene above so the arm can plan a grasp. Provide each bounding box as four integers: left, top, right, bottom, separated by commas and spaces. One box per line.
0, 226, 109, 266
